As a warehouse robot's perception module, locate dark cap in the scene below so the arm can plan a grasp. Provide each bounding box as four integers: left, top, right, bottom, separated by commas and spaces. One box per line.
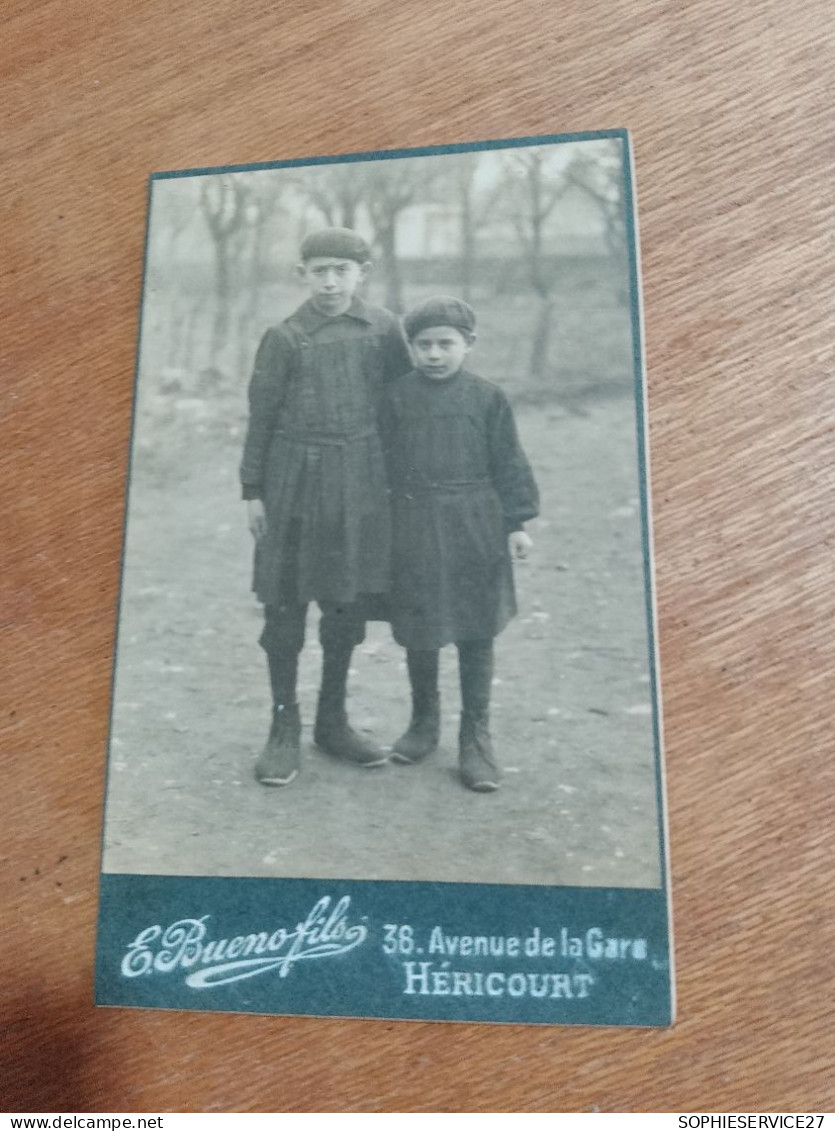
299, 227, 371, 263
403, 295, 477, 340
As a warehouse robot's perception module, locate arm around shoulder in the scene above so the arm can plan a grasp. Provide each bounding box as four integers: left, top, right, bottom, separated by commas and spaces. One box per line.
383, 311, 413, 381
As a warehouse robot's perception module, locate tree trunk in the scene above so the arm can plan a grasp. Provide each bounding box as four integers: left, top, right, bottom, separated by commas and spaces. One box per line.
339, 193, 358, 230
211, 237, 231, 366
165, 297, 186, 371
181, 293, 206, 374
460, 181, 475, 303
379, 218, 403, 313
527, 173, 554, 381
529, 291, 554, 382
248, 214, 268, 330
236, 307, 254, 384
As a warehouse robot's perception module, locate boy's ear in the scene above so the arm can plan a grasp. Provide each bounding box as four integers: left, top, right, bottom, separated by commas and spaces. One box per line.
295, 262, 308, 279
358, 260, 372, 281
464, 331, 477, 348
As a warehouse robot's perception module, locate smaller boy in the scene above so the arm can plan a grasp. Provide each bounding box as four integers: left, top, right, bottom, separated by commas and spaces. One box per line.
380, 296, 540, 792
240, 227, 412, 786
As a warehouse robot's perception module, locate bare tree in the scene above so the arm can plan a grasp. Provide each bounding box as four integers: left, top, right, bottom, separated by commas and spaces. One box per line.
199, 174, 249, 365
449, 153, 511, 302
449, 152, 480, 302
144, 180, 201, 379
304, 164, 367, 230
498, 148, 570, 380
364, 164, 411, 312
363, 158, 441, 312
242, 174, 287, 330
564, 139, 628, 299
152, 178, 197, 258
235, 174, 289, 377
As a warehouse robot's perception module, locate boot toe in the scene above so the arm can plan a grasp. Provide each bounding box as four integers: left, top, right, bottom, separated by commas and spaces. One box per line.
460, 758, 501, 792
315, 722, 388, 767
255, 748, 299, 786
347, 740, 389, 768
462, 771, 500, 793
255, 763, 299, 787
391, 728, 438, 765
459, 729, 500, 792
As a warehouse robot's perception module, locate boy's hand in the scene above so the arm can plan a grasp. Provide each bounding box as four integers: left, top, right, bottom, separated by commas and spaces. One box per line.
509, 531, 533, 559
248, 499, 267, 540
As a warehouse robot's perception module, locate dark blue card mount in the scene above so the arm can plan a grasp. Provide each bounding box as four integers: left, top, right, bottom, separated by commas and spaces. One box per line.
97, 875, 672, 1027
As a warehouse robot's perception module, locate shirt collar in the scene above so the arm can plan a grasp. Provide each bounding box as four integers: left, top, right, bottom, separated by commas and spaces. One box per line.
295, 295, 374, 333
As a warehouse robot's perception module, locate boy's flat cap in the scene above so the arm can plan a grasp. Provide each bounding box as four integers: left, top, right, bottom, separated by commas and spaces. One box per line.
300, 227, 370, 263
403, 295, 477, 339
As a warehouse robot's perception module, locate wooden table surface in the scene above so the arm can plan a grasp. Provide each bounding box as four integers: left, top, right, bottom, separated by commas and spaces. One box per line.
3, 0, 832, 1113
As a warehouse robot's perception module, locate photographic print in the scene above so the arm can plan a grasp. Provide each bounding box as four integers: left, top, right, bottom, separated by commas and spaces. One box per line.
95, 130, 673, 1026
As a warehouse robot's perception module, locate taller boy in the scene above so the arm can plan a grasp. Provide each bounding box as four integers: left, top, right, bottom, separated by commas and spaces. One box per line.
240, 228, 412, 786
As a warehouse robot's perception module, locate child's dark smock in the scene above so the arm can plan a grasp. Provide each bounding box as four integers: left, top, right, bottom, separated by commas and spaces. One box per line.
240, 297, 411, 607
380, 368, 539, 649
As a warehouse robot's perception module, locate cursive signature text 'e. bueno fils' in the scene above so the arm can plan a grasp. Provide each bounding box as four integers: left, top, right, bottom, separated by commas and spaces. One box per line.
121, 896, 367, 988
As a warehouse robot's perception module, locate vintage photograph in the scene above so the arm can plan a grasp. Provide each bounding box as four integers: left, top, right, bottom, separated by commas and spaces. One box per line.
101, 134, 664, 888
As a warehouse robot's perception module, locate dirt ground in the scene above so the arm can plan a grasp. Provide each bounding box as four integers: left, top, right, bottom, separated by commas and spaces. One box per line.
102, 397, 662, 888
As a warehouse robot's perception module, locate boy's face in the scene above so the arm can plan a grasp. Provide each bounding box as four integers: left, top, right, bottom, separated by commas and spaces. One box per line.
298, 256, 370, 316
410, 325, 473, 380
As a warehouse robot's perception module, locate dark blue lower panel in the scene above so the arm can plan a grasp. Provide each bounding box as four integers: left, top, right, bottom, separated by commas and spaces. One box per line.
95, 874, 672, 1027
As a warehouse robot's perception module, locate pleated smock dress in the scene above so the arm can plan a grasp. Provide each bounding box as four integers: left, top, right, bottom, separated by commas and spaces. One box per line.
380, 368, 539, 650
240, 297, 412, 608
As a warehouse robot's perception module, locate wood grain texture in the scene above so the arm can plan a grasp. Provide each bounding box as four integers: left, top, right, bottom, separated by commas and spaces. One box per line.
3, 0, 832, 1113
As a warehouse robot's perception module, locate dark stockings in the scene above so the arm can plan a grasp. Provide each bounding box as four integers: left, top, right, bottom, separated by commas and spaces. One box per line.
457, 639, 494, 720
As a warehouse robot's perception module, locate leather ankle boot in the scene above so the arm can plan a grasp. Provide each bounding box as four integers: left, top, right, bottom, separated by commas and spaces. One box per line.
313, 643, 385, 766
392, 693, 441, 764
314, 698, 387, 767
255, 703, 301, 786
458, 641, 499, 792
393, 649, 441, 764
458, 710, 499, 792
